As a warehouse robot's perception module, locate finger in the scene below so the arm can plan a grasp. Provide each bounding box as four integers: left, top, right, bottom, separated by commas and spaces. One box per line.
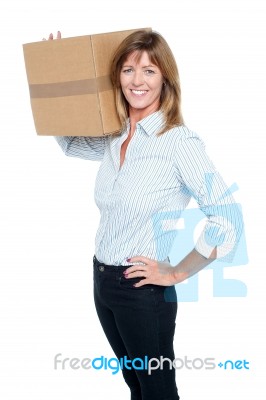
125, 270, 148, 279
128, 255, 155, 265
133, 279, 150, 288
125, 264, 147, 275
57, 31, 61, 39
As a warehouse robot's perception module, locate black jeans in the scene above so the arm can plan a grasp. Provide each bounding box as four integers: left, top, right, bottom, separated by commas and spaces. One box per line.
93, 256, 180, 400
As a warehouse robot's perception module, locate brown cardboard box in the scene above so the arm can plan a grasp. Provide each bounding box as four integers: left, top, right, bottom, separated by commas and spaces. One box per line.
23, 28, 151, 136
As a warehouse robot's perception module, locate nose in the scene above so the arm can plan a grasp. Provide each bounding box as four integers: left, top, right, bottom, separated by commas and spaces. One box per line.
132, 71, 144, 86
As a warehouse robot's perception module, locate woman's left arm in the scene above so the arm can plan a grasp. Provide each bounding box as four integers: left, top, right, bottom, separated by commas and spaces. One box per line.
124, 132, 243, 287
125, 247, 216, 287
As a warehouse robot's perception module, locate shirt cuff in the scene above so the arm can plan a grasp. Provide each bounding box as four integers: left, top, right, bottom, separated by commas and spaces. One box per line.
195, 232, 237, 263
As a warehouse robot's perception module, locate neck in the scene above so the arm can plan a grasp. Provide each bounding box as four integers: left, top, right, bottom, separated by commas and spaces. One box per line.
128, 104, 159, 135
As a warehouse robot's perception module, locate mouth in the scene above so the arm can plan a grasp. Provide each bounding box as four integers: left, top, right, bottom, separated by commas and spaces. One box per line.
130, 90, 148, 96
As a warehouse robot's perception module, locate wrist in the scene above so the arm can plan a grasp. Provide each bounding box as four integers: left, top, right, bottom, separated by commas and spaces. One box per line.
172, 265, 188, 285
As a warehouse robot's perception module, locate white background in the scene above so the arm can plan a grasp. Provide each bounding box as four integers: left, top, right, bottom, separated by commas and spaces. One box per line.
0, 0, 265, 399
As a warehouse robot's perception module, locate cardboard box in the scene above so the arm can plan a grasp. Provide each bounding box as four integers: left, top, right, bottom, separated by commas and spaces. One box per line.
23, 28, 151, 136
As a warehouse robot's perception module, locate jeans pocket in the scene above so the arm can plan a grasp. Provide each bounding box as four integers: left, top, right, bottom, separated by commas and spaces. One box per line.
119, 275, 156, 291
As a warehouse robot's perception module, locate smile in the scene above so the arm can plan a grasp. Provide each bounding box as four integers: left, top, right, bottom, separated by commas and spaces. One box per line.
131, 90, 148, 96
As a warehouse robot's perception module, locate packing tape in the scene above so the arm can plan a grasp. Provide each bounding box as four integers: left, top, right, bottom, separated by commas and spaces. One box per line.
29, 76, 113, 98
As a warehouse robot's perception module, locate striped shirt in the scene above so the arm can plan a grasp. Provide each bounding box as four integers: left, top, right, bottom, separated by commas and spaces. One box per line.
55, 111, 243, 266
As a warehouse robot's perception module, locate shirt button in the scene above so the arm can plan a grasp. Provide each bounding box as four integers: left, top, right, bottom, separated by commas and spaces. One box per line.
99, 265, 105, 272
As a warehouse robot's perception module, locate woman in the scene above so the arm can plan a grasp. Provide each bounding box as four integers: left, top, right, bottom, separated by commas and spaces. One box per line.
50, 29, 242, 400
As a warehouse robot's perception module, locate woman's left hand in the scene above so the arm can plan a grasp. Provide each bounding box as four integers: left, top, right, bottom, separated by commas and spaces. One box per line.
124, 256, 177, 287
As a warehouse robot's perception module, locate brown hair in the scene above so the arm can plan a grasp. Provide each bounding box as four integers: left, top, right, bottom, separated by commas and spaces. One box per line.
110, 29, 184, 135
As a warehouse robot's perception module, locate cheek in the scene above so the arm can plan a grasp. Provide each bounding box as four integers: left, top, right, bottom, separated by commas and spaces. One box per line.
148, 77, 164, 92
120, 73, 129, 88
151, 84, 164, 97
120, 87, 130, 103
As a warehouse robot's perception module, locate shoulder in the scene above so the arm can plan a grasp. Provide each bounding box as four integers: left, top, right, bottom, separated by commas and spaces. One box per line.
163, 125, 206, 150
167, 125, 202, 140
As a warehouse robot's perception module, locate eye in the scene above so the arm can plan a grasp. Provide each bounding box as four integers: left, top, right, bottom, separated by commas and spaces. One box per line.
122, 68, 133, 74
144, 69, 155, 75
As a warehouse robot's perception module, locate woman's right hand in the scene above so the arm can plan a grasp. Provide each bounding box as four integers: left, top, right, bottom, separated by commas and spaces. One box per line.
42, 31, 61, 41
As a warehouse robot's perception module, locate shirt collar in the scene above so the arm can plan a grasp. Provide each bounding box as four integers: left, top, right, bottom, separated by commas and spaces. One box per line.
137, 110, 165, 136
124, 110, 165, 137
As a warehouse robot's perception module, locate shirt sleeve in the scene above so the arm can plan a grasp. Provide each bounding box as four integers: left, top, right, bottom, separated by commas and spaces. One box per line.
54, 136, 107, 161
174, 131, 243, 262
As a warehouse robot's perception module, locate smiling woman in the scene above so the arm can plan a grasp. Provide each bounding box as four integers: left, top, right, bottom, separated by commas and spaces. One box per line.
111, 30, 184, 137
119, 51, 164, 121
117, 51, 165, 167
53, 29, 243, 400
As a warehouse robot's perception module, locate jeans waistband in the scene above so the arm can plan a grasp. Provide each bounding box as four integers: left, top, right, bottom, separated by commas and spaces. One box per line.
93, 255, 130, 272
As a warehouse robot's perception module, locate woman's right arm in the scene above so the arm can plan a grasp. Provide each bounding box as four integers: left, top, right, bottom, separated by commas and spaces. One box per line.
54, 136, 107, 161
43, 32, 107, 161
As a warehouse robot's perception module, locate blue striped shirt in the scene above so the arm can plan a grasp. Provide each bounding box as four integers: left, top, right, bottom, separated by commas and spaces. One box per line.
55, 111, 243, 266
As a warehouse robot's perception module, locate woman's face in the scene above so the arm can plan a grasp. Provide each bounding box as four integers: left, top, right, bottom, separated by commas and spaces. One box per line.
120, 51, 164, 117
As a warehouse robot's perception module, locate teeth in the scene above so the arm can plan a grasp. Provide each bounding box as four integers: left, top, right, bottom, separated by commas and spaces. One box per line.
131, 90, 147, 95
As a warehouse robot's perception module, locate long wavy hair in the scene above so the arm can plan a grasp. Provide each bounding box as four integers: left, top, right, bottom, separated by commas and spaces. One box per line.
110, 30, 184, 135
